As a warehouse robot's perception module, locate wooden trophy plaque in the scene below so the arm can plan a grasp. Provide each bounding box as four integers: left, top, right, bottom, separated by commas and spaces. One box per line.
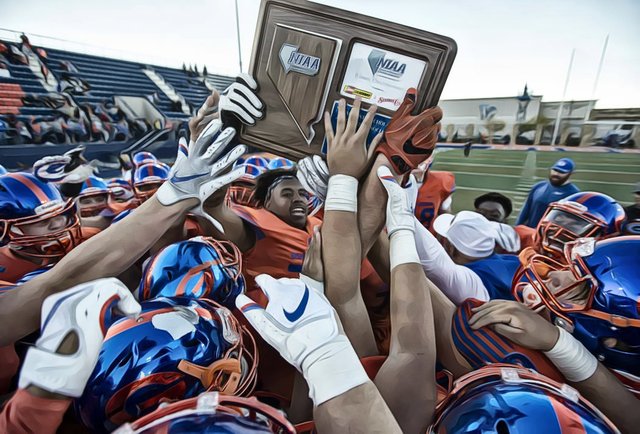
240, 0, 457, 159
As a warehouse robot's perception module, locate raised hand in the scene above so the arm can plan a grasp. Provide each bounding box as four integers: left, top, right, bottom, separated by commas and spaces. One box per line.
19, 278, 141, 398
297, 155, 329, 202
236, 274, 367, 405
377, 166, 416, 236
324, 97, 383, 180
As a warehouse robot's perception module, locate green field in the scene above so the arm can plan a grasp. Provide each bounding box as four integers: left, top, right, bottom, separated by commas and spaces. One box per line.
431, 148, 640, 224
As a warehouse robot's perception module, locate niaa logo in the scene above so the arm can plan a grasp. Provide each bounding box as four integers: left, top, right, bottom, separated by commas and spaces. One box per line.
367, 49, 406, 80
279, 43, 321, 76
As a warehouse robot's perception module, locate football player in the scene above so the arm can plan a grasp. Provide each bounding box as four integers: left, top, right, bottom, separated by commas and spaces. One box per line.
535, 191, 626, 260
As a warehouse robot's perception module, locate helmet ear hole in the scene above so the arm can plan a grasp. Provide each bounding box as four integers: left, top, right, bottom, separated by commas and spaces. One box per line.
496, 420, 510, 434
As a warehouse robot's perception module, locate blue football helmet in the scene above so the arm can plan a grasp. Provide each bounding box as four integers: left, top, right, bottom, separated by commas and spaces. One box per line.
266, 157, 295, 171
429, 364, 617, 433
514, 236, 640, 396
133, 162, 170, 202
132, 151, 158, 167
537, 192, 626, 260
75, 297, 257, 433
0, 172, 81, 259
114, 392, 295, 434
77, 176, 110, 217
108, 178, 134, 202
137, 237, 245, 309
228, 156, 269, 207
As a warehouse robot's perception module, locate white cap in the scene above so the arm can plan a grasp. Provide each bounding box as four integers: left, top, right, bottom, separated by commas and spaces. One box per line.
433, 211, 495, 258
491, 222, 521, 253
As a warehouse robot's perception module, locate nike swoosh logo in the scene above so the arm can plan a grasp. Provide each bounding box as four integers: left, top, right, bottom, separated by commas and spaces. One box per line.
171, 172, 209, 183
402, 139, 427, 155
283, 285, 310, 322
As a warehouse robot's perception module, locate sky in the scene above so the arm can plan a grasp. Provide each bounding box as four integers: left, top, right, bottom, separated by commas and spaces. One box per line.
1, 0, 639, 108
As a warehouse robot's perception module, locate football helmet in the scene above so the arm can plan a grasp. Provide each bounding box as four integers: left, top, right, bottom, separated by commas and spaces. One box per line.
537, 192, 625, 260
137, 237, 245, 309
514, 236, 640, 391
227, 156, 269, 207
133, 162, 170, 202
77, 176, 110, 217
114, 392, 295, 434
0, 172, 81, 259
75, 297, 257, 433
108, 178, 135, 202
132, 151, 158, 167
266, 157, 295, 171
429, 364, 617, 433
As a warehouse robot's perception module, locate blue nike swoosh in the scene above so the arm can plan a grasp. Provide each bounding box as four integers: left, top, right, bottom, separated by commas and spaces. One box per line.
283, 285, 310, 322
171, 172, 209, 183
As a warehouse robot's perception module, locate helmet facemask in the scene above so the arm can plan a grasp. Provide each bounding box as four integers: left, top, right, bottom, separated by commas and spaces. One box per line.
3, 199, 82, 259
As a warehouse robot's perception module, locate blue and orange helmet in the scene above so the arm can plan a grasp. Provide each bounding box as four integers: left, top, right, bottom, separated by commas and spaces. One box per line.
133, 162, 170, 202
113, 392, 295, 434
228, 156, 270, 206
429, 364, 617, 433
0, 172, 81, 259
75, 297, 257, 433
266, 157, 295, 171
514, 236, 640, 396
537, 192, 626, 260
137, 237, 245, 309
77, 176, 110, 217
132, 151, 158, 168
108, 178, 134, 202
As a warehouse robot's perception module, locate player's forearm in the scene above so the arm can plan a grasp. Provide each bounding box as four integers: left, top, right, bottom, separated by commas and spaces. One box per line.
573, 365, 640, 433
376, 263, 437, 432
358, 154, 390, 256
0, 197, 196, 346
203, 202, 254, 252
413, 217, 489, 304
323, 210, 378, 357
367, 231, 391, 286
314, 382, 402, 434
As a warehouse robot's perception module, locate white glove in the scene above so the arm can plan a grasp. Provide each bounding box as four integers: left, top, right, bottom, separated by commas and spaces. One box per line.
297, 155, 329, 202
19, 278, 141, 397
378, 166, 420, 268
377, 166, 415, 236
33, 146, 97, 184
219, 73, 264, 126
236, 274, 368, 406
157, 127, 247, 232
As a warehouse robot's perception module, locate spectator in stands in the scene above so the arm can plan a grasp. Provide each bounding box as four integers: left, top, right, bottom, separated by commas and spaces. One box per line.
516, 158, 579, 228
0, 60, 10, 78
203, 65, 208, 76
623, 182, 640, 234
59, 60, 79, 74
474, 191, 537, 250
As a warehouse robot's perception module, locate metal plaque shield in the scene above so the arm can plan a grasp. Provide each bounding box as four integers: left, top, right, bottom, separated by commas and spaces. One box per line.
241, 0, 457, 159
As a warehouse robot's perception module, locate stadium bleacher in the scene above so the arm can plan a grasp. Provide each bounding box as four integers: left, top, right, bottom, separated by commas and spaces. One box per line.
0, 37, 234, 168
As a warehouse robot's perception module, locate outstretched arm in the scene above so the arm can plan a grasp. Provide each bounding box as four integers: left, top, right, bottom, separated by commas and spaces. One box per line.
0, 109, 246, 345
236, 275, 401, 434
374, 167, 438, 432
322, 97, 381, 357
470, 300, 640, 431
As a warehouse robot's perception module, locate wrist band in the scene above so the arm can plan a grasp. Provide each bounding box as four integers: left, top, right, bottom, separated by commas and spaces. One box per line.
390, 229, 420, 269
325, 175, 357, 213
544, 326, 598, 382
